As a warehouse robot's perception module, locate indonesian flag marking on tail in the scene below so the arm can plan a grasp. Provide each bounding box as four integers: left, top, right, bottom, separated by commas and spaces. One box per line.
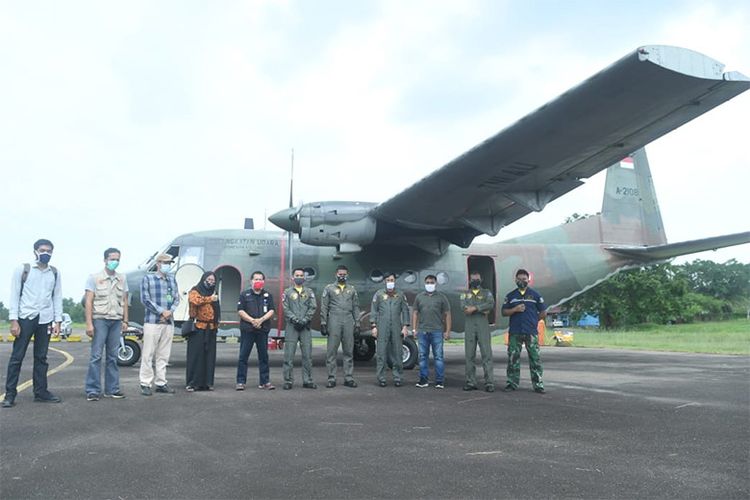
619, 156, 635, 169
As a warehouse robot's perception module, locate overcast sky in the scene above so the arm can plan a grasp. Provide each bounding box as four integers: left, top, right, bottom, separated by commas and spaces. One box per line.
1, 0, 749, 306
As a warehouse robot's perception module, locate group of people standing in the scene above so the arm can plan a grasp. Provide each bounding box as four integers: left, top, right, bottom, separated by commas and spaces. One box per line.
2, 239, 548, 409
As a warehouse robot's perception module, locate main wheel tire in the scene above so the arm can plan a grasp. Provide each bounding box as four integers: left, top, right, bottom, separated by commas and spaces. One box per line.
353, 337, 376, 361
402, 335, 418, 370
117, 338, 141, 366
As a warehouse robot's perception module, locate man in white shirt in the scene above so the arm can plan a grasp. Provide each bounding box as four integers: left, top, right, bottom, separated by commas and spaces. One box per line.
3, 239, 63, 408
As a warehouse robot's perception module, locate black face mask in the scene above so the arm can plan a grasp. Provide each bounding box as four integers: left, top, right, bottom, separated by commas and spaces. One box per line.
469, 279, 481, 289
204, 282, 215, 292
337, 275, 347, 283
516, 280, 528, 289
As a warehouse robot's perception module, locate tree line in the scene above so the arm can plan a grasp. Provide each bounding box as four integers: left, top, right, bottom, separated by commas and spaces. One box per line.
564, 259, 750, 328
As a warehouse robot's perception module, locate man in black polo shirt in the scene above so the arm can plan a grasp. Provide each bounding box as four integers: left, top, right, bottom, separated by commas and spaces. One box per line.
501, 269, 547, 393
236, 271, 276, 390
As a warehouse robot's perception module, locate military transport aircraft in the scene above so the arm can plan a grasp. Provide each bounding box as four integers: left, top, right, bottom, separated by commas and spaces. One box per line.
120, 45, 749, 368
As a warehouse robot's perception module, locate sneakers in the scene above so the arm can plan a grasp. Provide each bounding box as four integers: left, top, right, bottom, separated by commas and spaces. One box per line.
394, 381, 403, 387
258, 383, 275, 390
282, 383, 293, 390
140, 385, 152, 396
104, 391, 126, 399
326, 380, 336, 388
343, 380, 358, 388
86, 393, 100, 401
416, 379, 429, 388
34, 394, 62, 403
303, 383, 318, 389
378, 380, 387, 387
185, 386, 195, 392
435, 383, 445, 389
236, 383, 246, 391
2, 398, 16, 408
155, 384, 175, 394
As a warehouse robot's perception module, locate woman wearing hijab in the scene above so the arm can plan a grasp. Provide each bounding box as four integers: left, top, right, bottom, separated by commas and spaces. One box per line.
186, 271, 220, 391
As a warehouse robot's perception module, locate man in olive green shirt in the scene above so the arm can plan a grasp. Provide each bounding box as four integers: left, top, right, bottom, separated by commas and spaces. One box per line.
460, 271, 495, 392
320, 265, 360, 388
412, 274, 452, 388
281, 268, 318, 390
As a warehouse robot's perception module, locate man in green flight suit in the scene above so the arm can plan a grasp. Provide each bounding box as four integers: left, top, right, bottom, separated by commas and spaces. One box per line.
370, 272, 410, 387
320, 265, 360, 388
460, 270, 495, 392
281, 267, 318, 390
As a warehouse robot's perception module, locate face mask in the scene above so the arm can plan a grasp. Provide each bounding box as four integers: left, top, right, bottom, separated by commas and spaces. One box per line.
516, 280, 528, 289
337, 275, 347, 283
470, 279, 481, 289
160, 263, 172, 274
253, 280, 264, 291
386, 282, 395, 291
106, 260, 120, 271
425, 283, 436, 293
204, 281, 215, 291
293, 277, 305, 286
36, 252, 52, 265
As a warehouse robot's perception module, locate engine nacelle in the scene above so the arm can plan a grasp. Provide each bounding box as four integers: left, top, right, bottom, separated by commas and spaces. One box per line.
298, 201, 378, 249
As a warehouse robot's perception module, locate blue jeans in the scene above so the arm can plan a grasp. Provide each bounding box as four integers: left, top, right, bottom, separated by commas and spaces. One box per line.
85, 319, 122, 395
237, 331, 269, 385
4, 317, 52, 400
418, 331, 444, 383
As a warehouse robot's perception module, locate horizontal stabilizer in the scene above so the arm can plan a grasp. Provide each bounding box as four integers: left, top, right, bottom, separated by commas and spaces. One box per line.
606, 231, 750, 261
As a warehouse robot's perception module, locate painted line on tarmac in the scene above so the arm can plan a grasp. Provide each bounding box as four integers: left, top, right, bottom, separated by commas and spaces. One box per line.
0, 346, 74, 400
552, 383, 717, 409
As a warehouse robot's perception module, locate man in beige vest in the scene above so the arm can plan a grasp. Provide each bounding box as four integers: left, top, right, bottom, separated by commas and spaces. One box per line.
84, 247, 129, 401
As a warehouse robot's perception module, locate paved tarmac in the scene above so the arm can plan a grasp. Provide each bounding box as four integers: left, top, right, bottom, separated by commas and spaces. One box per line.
0, 339, 748, 499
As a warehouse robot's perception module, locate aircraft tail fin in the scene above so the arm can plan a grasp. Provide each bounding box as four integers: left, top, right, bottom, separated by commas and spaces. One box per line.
599, 148, 666, 246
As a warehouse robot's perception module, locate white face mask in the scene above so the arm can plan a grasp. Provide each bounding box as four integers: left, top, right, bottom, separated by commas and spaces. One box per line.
386, 282, 395, 291
425, 283, 436, 293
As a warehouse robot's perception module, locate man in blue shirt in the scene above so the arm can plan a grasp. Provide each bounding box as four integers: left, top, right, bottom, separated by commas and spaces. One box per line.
139, 253, 180, 396
501, 269, 547, 393
3, 239, 63, 408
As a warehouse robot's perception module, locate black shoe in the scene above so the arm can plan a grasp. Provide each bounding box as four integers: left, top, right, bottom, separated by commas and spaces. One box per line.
463, 384, 478, 391
534, 387, 546, 394
303, 383, 318, 389
344, 380, 358, 388
485, 385, 495, 393
283, 383, 293, 390
34, 394, 62, 403
155, 384, 175, 394
378, 380, 387, 387
141, 385, 153, 396
326, 380, 336, 388
394, 381, 403, 387
503, 384, 516, 392
86, 393, 100, 402
104, 391, 126, 399
2, 398, 15, 408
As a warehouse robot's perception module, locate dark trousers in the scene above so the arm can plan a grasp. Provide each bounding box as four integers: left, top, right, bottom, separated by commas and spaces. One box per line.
236, 331, 269, 385
4, 317, 52, 400
186, 329, 217, 389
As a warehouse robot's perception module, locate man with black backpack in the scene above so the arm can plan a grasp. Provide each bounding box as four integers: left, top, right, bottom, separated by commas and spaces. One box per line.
2, 239, 63, 408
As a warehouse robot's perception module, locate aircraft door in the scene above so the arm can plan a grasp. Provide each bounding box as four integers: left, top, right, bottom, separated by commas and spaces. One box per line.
174, 263, 205, 321
215, 266, 242, 324
466, 255, 497, 324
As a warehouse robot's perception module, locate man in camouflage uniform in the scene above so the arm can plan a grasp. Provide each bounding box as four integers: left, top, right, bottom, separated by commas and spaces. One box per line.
281, 267, 318, 390
461, 271, 495, 392
370, 272, 410, 387
501, 268, 547, 393
320, 265, 360, 388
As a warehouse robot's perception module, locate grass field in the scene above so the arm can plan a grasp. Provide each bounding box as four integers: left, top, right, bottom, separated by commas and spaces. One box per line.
1, 319, 748, 355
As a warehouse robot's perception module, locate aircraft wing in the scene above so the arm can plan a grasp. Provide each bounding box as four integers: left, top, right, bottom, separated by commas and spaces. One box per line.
370, 45, 750, 247
605, 231, 750, 261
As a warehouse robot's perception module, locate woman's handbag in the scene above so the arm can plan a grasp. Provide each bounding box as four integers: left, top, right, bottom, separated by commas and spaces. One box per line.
181, 318, 196, 336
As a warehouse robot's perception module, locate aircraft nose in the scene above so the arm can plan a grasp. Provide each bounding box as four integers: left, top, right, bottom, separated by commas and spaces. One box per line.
269, 208, 300, 233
